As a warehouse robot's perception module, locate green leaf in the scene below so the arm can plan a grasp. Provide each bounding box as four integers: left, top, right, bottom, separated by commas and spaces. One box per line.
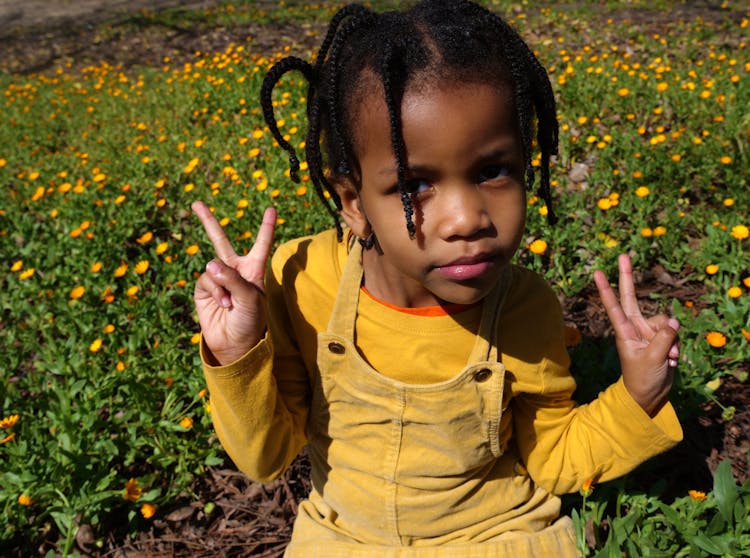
688, 533, 725, 555
713, 459, 738, 524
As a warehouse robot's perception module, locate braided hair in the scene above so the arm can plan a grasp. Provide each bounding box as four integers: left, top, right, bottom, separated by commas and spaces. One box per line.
260, 0, 559, 240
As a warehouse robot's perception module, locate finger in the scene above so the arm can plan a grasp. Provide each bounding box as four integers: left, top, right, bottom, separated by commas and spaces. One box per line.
617, 254, 641, 318
192, 201, 237, 262
240, 207, 277, 283
249, 207, 277, 262
195, 262, 232, 307
204, 258, 265, 304
594, 269, 634, 338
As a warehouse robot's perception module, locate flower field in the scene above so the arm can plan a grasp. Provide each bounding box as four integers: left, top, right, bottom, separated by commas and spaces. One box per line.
1, 0, 749, 555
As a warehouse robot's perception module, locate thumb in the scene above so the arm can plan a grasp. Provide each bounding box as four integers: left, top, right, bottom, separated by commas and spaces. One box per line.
647, 319, 680, 364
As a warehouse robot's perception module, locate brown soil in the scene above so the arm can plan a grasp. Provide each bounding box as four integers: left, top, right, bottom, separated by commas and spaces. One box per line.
1, 2, 748, 556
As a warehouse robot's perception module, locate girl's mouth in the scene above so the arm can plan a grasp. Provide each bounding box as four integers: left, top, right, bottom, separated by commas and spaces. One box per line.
436, 257, 494, 281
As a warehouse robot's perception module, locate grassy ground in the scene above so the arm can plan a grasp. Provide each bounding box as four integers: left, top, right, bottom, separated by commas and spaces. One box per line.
1, 1, 749, 555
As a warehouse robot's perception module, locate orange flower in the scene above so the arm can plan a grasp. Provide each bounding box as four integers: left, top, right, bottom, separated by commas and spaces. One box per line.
186, 244, 200, 256
180, 416, 194, 429
140, 503, 157, 519
123, 479, 142, 502
741, 329, 750, 342
136, 231, 154, 244
0, 414, 20, 429
529, 239, 548, 255
18, 494, 33, 506
581, 478, 594, 496
688, 490, 707, 502
69, 286, 86, 299
706, 332, 727, 348
114, 262, 128, 278
134, 261, 150, 275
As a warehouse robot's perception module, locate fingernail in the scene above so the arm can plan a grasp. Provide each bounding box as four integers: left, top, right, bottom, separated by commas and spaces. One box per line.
668, 318, 679, 331
206, 261, 219, 275
668, 358, 678, 368
221, 295, 231, 308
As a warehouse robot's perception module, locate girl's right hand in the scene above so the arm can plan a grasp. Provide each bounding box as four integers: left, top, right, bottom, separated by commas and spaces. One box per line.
192, 201, 277, 366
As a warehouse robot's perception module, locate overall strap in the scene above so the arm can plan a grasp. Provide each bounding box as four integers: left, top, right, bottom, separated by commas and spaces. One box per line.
466, 265, 512, 365
325, 237, 363, 339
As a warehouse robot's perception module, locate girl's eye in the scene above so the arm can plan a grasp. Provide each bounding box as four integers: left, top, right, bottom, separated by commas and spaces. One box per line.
403, 178, 431, 195
477, 164, 510, 183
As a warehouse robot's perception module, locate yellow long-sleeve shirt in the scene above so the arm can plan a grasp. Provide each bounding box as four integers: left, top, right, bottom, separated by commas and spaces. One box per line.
201, 228, 682, 554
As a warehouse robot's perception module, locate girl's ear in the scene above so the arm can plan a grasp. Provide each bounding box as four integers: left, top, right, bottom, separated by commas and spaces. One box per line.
333, 178, 370, 238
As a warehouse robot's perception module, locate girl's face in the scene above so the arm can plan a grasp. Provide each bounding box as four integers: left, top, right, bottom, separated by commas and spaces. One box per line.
338, 80, 527, 308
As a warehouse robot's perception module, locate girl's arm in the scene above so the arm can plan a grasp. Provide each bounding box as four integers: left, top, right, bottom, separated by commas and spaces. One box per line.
508, 261, 682, 495
193, 202, 310, 482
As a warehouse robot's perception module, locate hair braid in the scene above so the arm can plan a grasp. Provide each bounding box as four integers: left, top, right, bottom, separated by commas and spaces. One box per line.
259, 56, 315, 182
379, 39, 417, 238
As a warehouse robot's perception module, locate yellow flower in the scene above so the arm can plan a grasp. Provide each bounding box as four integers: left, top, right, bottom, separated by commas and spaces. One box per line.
156, 242, 169, 255
19, 268, 35, 280
114, 263, 128, 277
126, 286, 140, 297
0, 414, 19, 429
731, 225, 749, 240
728, 287, 742, 298
190, 333, 201, 345
705, 264, 719, 275
18, 494, 33, 506
104, 324, 115, 334
11, 260, 23, 272
635, 186, 650, 198
140, 503, 157, 519
136, 231, 153, 244
617, 87, 629, 97
90, 262, 103, 273
184, 158, 200, 174
720, 156, 732, 165
69, 286, 86, 299
123, 478, 142, 502
597, 198, 612, 211
653, 226, 667, 236
134, 260, 150, 275
706, 331, 727, 348
89, 338, 103, 353
688, 490, 707, 502
180, 416, 194, 429
186, 244, 200, 256
1, 432, 16, 444
529, 239, 548, 255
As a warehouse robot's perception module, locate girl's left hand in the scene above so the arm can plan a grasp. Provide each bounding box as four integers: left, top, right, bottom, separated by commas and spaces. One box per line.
593, 254, 680, 416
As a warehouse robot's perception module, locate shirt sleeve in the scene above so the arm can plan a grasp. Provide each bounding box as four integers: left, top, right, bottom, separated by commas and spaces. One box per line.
507, 270, 683, 495
200, 241, 315, 483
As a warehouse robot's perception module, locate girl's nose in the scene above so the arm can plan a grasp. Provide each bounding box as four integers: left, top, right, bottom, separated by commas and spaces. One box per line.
436, 184, 491, 240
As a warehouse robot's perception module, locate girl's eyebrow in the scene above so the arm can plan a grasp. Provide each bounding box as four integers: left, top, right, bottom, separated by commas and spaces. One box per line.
376, 146, 517, 177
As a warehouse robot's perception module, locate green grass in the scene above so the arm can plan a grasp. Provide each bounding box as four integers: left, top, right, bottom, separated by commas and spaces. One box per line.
1, 0, 749, 555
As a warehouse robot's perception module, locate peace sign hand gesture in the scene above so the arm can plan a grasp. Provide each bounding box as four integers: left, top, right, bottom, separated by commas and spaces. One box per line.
593, 254, 680, 416
192, 201, 277, 366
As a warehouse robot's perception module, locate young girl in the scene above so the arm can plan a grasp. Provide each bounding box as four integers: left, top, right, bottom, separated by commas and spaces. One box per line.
193, 1, 683, 555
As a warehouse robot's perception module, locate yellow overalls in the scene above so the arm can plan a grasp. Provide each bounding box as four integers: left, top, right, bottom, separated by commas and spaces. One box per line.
285, 242, 580, 557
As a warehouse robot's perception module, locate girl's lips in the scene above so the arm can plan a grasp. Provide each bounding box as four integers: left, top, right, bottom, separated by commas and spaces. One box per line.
436, 258, 494, 281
